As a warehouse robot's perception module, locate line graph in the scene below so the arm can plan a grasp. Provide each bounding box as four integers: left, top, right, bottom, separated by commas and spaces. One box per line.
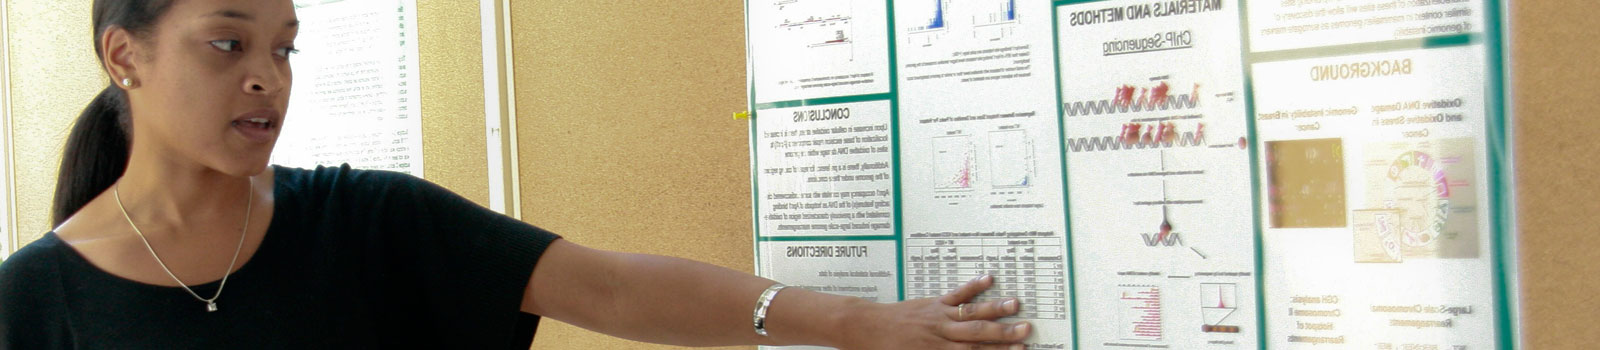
773, 0, 858, 60
778, 14, 853, 46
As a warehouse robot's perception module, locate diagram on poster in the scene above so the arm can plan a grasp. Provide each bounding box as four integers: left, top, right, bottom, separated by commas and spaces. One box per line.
1355, 138, 1479, 263
1057, 0, 1258, 348
751, 0, 891, 103
1253, 45, 1494, 350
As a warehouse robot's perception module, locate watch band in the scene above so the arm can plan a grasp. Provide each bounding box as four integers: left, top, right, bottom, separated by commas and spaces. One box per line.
752, 283, 788, 337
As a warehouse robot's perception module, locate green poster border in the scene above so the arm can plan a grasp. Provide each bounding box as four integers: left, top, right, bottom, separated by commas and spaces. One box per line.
1048, 2, 1081, 349
1484, 0, 1518, 348
1235, 0, 1270, 348
886, 0, 907, 304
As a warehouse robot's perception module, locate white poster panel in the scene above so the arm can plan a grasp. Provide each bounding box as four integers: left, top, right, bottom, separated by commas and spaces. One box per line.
276, 0, 424, 176
1058, 0, 1259, 348
1253, 45, 1496, 349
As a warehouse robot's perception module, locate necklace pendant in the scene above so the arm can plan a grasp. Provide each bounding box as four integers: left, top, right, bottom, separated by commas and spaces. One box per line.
206, 302, 219, 312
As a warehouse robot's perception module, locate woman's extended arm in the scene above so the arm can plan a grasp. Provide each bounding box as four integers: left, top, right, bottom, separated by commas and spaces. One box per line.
521, 240, 1031, 349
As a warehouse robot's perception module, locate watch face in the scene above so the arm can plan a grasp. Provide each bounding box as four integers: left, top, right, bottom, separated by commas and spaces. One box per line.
1359, 138, 1480, 261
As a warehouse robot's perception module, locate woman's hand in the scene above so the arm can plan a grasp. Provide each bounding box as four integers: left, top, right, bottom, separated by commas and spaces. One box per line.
837, 275, 1031, 350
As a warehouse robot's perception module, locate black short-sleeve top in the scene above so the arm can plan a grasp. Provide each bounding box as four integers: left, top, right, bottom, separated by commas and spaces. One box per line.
0, 165, 562, 349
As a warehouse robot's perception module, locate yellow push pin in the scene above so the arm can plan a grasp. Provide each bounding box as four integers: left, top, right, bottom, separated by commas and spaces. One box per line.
734, 111, 752, 120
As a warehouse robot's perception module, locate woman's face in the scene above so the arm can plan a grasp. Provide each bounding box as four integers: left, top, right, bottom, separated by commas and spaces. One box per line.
119, 0, 298, 176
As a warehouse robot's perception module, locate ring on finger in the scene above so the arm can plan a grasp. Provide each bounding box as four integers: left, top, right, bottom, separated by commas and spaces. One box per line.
956, 303, 968, 321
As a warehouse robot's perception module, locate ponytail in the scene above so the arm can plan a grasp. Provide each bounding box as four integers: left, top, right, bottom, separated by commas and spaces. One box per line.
52, 85, 132, 226
55, 0, 176, 226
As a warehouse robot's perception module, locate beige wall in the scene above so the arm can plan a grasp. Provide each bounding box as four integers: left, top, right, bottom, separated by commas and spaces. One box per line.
5, 0, 102, 243
509, 1, 753, 349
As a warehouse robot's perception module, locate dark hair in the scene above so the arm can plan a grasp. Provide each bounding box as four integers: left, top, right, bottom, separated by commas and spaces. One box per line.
52, 0, 175, 226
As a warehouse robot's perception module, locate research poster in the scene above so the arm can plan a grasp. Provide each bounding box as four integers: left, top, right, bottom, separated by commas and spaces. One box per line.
274, 0, 424, 176
1057, 0, 1258, 348
895, 0, 1072, 347
746, 0, 1511, 349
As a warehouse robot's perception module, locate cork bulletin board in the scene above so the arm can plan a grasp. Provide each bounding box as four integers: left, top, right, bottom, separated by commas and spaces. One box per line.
1507, 1, 1600, 348
509, 1, 752, 349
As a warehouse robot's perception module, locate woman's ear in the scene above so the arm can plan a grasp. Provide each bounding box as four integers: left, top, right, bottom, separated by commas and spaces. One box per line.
101, 27, 140, 89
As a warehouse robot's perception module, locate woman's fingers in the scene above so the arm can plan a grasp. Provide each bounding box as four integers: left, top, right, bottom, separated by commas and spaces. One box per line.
938, 320, 1032, 343
939, 275, 995, 306
946, 298, 1022, 321
919, 275, 1029, 350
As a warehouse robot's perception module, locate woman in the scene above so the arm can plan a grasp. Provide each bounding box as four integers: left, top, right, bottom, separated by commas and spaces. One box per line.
0, 0, 1033, 348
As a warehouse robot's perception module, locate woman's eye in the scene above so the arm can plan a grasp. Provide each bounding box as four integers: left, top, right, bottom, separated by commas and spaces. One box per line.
275, 46, 299, 59
210, 39, 241, 52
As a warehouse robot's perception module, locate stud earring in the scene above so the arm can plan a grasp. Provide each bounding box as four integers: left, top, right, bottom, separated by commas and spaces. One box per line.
121, 78, 134, 87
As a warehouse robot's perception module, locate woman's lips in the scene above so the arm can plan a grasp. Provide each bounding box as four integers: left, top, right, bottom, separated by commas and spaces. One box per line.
231, 110, 280, 143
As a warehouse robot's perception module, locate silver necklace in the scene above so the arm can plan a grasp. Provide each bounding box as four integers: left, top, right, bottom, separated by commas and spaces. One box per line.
113, 177, 253, 313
